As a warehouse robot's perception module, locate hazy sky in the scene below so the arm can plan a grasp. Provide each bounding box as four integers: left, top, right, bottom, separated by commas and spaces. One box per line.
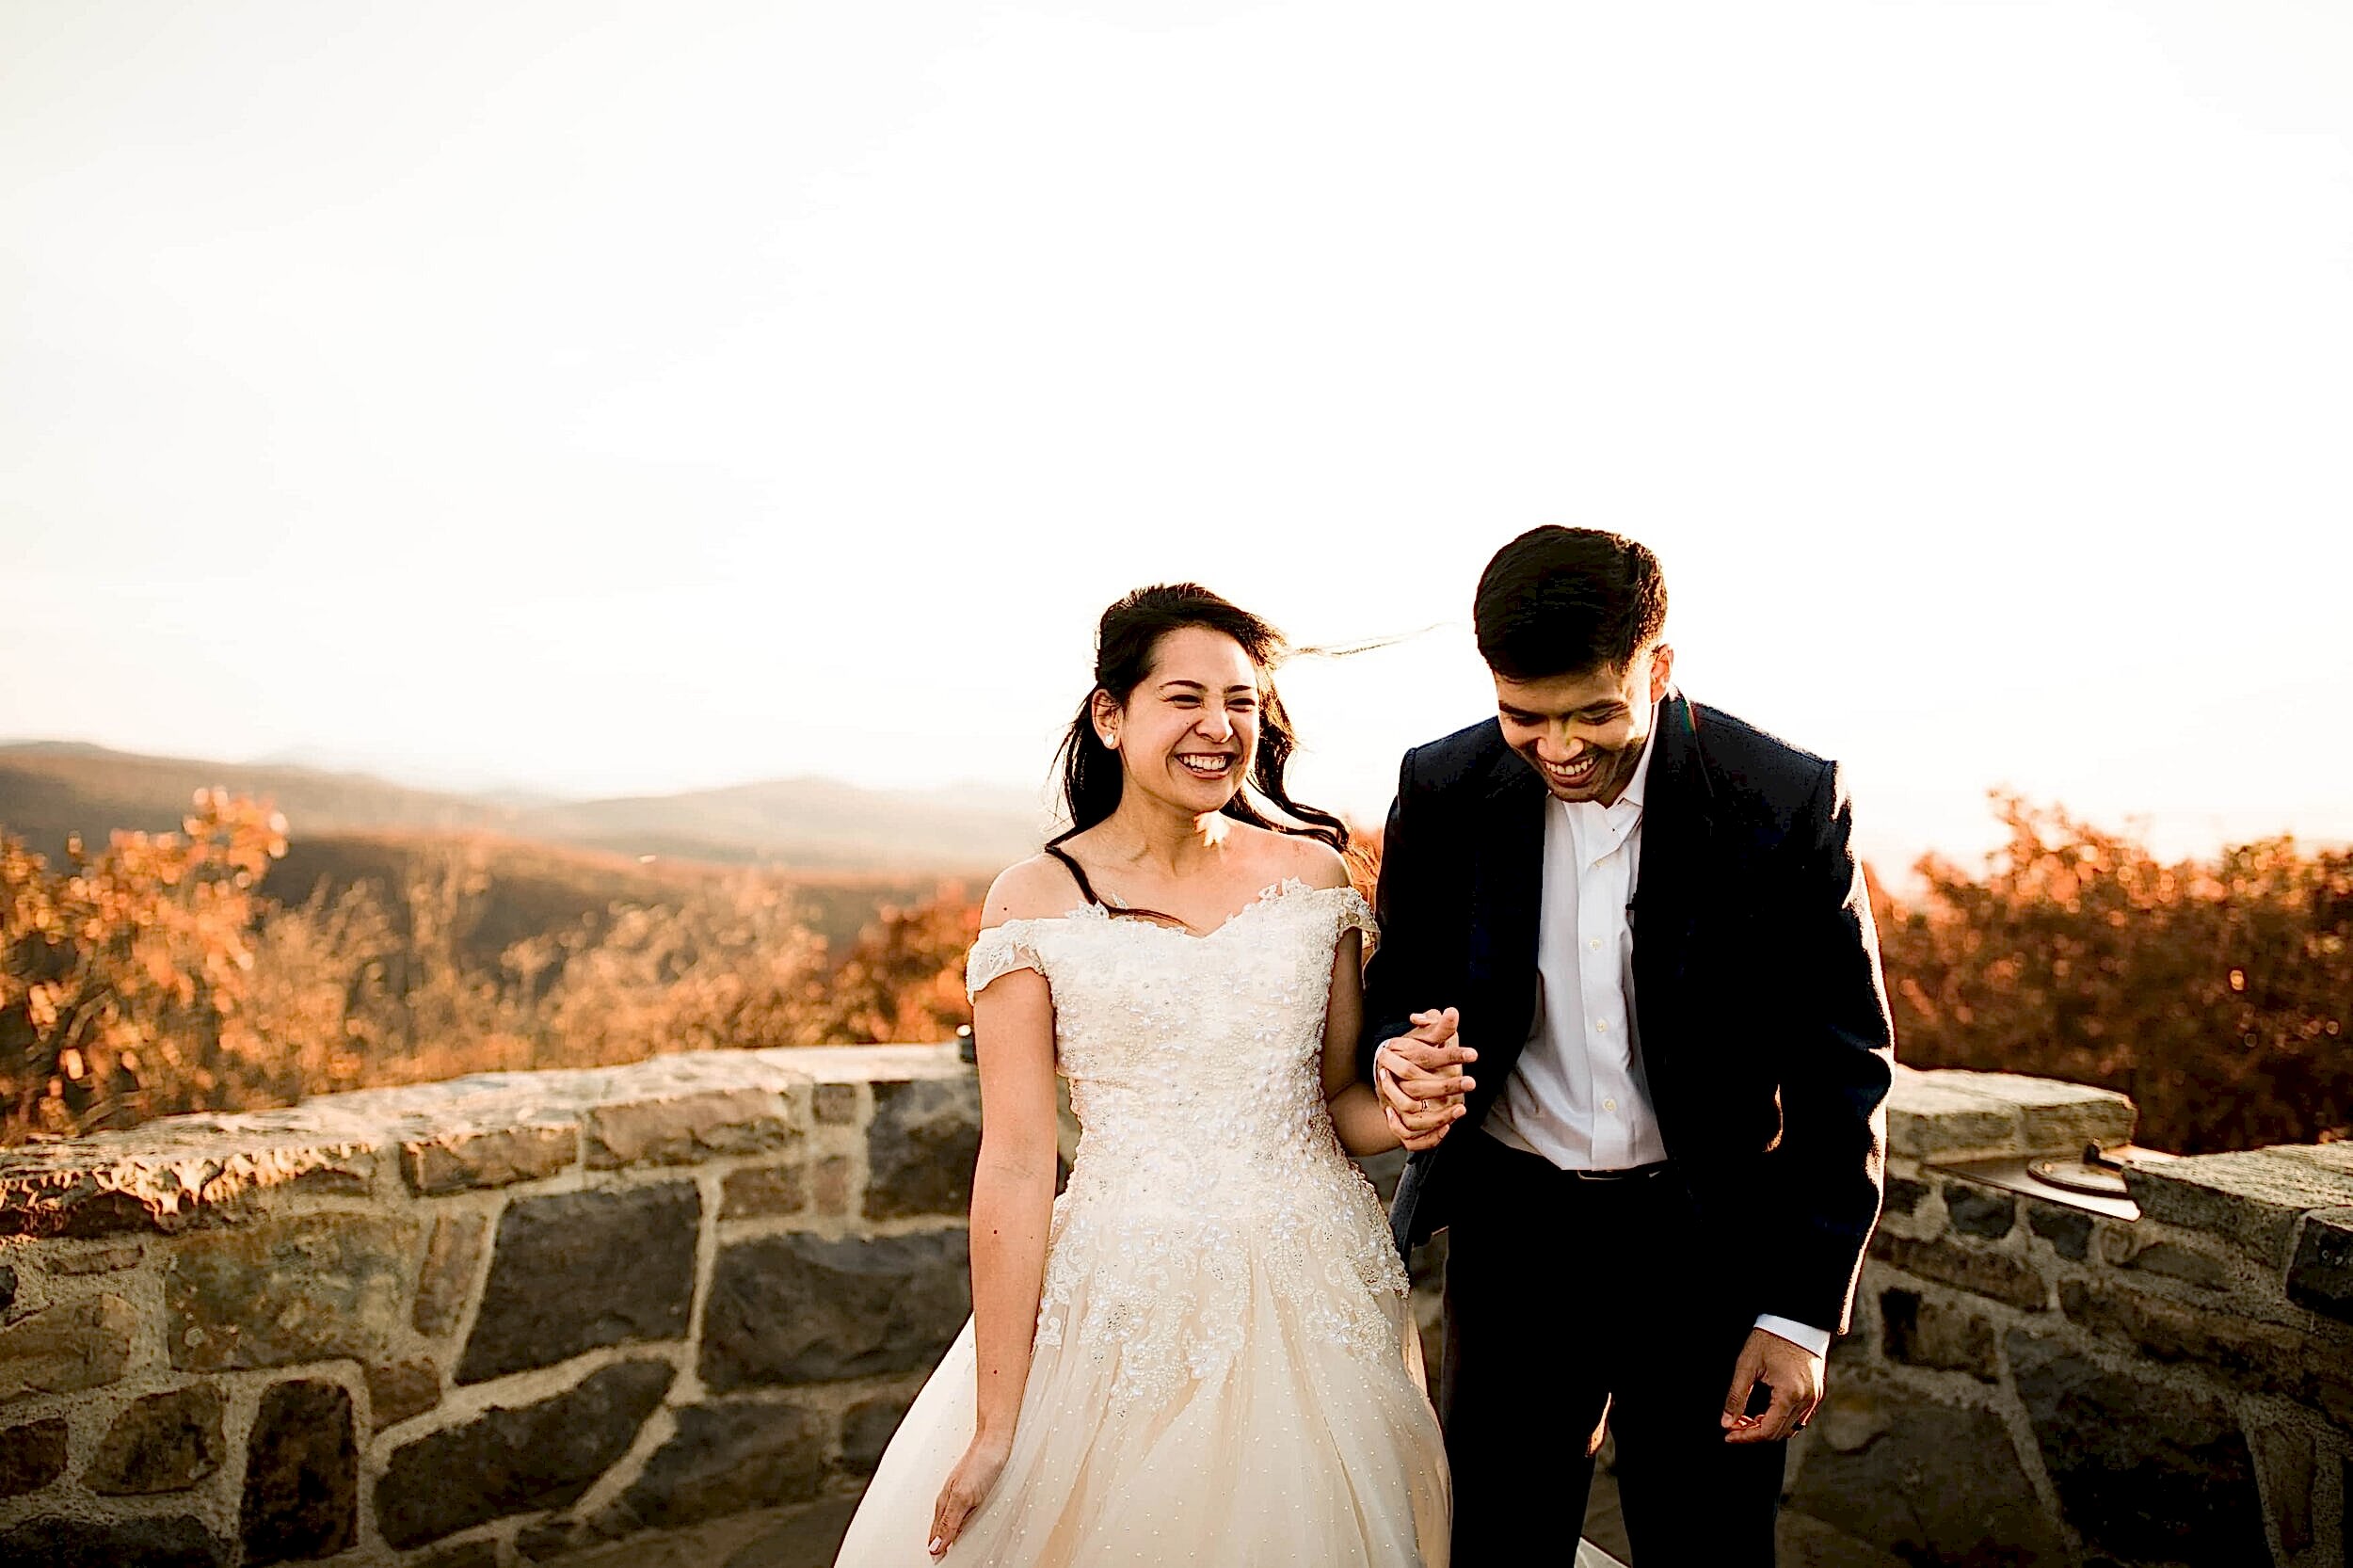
5, 0, 2349, 875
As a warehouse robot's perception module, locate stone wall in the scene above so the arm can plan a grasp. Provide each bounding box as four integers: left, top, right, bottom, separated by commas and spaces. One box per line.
7, 1048, 2348, 1568
0, 1046, 981, 1568
1779, 1064, 2353, 1567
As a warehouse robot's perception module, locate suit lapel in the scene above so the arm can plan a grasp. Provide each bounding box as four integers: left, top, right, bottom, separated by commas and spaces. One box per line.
1465, 744, 1545, 1114
1631, 691, 1708, 1064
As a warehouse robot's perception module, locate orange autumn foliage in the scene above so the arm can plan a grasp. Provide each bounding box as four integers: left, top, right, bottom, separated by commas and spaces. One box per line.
1875, 796, 2352, 1154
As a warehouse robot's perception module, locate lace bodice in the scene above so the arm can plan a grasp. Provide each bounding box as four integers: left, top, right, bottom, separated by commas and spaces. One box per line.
966, 879, 1409, 1405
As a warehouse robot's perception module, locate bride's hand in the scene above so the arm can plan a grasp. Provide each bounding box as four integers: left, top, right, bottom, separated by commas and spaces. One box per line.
1377, 1010, 1474, 1150
928, 1433, 1012, 1558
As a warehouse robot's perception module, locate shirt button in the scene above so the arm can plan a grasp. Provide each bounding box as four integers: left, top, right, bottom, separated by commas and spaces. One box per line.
1603, 1097, 1619, 1112
1594, 1019, 1609, 1033
1589, 937, 1603, 952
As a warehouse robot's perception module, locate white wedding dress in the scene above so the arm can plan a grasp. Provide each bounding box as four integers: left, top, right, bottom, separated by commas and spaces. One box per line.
834, 880, 1450, 1567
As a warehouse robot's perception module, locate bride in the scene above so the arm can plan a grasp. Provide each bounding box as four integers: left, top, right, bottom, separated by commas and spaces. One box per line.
833, 584, 1458, 1566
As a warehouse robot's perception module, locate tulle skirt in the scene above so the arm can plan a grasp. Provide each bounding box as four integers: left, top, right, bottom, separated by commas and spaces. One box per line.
832, 1224, 1449, 1567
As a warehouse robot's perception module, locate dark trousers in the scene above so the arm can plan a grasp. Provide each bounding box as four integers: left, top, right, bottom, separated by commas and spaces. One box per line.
1440, 1134, 1786, 1566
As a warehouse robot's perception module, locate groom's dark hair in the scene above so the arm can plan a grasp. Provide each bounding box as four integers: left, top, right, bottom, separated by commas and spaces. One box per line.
1474, 526, 1667, 680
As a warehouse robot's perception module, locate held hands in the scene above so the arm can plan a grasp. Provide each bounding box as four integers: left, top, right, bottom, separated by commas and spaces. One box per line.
928, 1432, 1011, 1558
1720, 1327, 1826, 1445
1373, 1008, 1476, 1152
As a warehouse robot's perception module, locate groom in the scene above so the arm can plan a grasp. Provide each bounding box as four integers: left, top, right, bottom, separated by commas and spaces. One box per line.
1363, 527, 1894, 1565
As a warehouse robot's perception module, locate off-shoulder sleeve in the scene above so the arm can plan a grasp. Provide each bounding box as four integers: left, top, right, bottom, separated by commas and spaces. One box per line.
967, 920, 1047, 1001
1331, 887, 1379, 949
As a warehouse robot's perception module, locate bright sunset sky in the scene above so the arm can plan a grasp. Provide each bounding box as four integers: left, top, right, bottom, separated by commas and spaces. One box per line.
5, 0, 2349, 875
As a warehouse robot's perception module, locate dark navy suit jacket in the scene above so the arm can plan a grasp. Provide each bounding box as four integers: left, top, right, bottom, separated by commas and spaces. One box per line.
1361, 692, 1896, 1334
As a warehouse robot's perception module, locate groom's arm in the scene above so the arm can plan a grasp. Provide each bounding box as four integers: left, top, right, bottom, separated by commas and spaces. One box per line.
1759, 760, 1896, 1336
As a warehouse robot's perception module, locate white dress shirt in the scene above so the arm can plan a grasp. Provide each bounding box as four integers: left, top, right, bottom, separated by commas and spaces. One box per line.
1482, 710, 1833, 1357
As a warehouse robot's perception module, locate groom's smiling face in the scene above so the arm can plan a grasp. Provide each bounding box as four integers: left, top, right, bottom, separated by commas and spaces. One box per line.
1494, 644, 1673, 807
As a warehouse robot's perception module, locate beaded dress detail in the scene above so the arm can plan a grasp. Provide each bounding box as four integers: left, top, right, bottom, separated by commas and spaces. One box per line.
833, 880, 1449, 1567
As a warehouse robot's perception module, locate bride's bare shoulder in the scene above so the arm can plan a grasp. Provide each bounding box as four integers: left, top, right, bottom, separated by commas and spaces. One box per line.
1246, 827, 1351, 892
984, 854, 1087, 925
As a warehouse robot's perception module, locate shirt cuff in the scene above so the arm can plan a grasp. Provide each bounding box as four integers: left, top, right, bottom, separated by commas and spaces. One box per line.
1753, 1315, 1833, 1358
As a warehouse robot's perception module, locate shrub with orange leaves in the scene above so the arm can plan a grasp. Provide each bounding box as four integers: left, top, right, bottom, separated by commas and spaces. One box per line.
1877, 795, 2353, 1154
3, 792, 988, 1141
1, 791, 288, 1138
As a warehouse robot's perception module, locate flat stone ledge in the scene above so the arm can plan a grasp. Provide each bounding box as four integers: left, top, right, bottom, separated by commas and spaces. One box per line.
1885, 1065, 2136, 1160
2124, 1148, 2353, 1266
0, 1121, 380, 1240
1885, 1067, 2019, 1160
0, 1047, 955, 1237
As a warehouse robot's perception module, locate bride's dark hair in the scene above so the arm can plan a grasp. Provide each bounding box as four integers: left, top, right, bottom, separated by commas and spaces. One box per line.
1049, 584, 1350, 859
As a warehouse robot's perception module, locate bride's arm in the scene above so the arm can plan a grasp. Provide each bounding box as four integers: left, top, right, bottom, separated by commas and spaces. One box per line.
967, 963, 1059, 1443
932, 966, 1057, 1554
931, 866, 1065, 1557
1321, 927, 1405, 1155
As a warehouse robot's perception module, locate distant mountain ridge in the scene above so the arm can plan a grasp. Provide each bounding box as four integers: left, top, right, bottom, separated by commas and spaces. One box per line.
0, 742, 1049, 874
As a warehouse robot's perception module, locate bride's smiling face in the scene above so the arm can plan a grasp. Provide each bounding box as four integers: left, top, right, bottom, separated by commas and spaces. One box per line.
1095, 626, 1263, 816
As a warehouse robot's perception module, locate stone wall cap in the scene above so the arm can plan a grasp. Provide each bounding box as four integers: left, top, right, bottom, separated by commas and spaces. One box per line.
1886, 1065, 2136, 1160
2123, 1146, 2353, 1265
0, 1044, 966, 1236
1911, 1068, 2131, 1112
748, 1043, 968, 1084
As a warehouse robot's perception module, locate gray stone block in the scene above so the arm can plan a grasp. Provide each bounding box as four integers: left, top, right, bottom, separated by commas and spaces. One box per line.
2057, 1279, 2306, 1392
376, 1358, 676, 1548
1921, 1069, 2136, 1152
47, 1241, 142, 1275
1941, 1182, 2017, 1239
365, 1356, 442, 1432
584, 1089, 796, 1170
456, 1182, 699, 1384
402, 1122, 578, 1194
1787, 1379, 2065, 1563
1881, 1176, 1929, 1217
841, 1390, 915, 1475
0, 1292, 135, 1402
1883, 1071, 2018, 1160
418, 1544, 502, 1568
720, 1496, 863, 1568
2025, 1202, 2092, 1261
87, 1384, 227, 1495
1878, 1288, 1996, 1380
0, 1515, 231, 1568
2125, 1149, 2353, 1266
701, 1230, 968, 1391
864, 1078, 982, 1221
2008, 1331, 2267, 1566
722, 1162, 808, 1221
2109, 1239, 2230, 1290
239, 1380, 357, 1566
413, 1209, 488, 1338
812, 1083, 860, 1125
2286, 1207, 2353, 1325
0, 1416, 67, 1496
1867, 1231, 2049, 1312
2250, 1422, 2314, 1556
0, 1134, 378, 1239
163, 1213, 415, 1371
603, 1400, 828, 1531
517, 1520, 584, 1560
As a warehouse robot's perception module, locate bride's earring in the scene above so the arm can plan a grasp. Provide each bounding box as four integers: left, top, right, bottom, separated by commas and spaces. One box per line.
1099, 730, 1118, 749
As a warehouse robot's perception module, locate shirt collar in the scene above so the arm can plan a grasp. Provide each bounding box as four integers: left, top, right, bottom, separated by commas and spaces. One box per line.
1614, 698, 1660, 816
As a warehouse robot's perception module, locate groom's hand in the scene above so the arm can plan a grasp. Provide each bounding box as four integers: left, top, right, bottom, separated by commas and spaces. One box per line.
1374, 1009, 1475, 1150
1720, 1327, 1826, 1444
